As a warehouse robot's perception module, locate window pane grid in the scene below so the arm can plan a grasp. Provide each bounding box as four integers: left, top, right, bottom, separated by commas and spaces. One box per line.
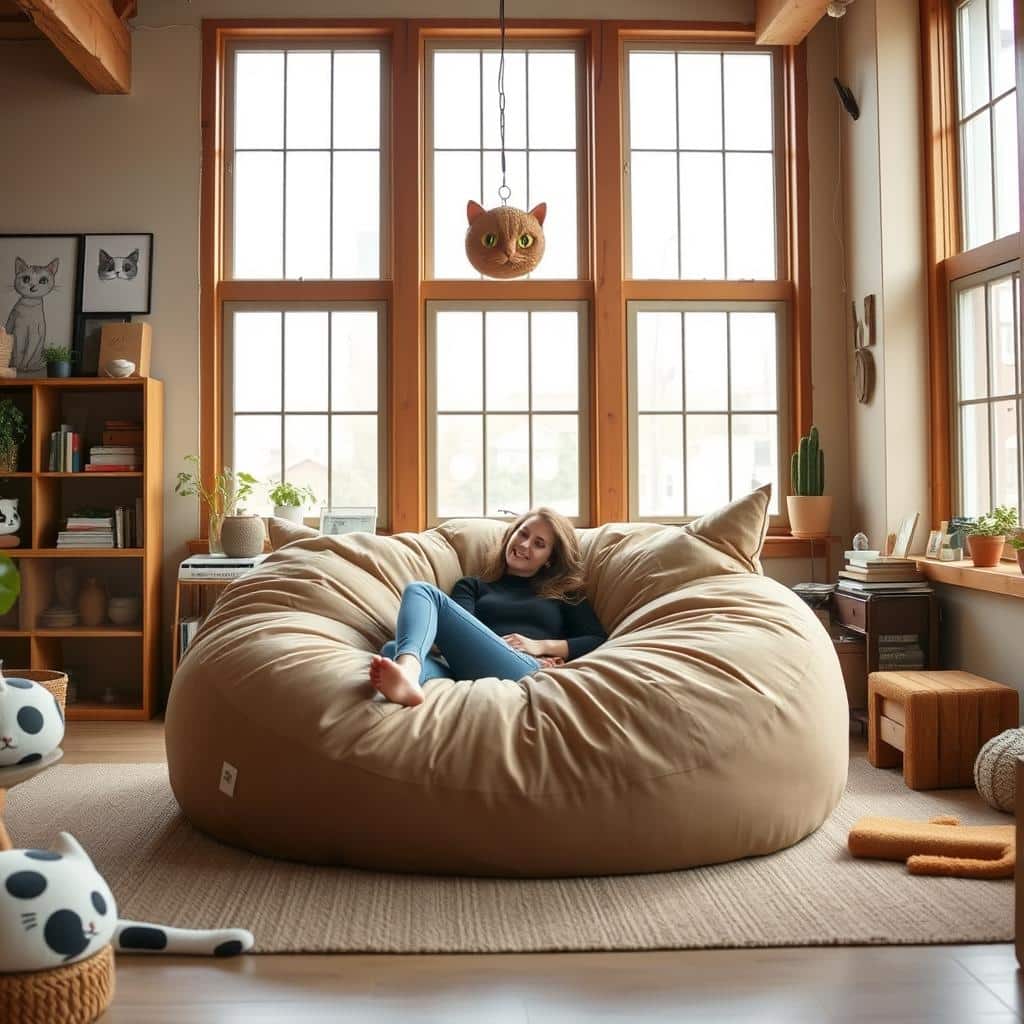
953, 268, 1024, 520
430, 45, 579, 279
627, 48, 777, 281
955, 0, 1019, 249
631, 307, 781, 519
431, 307, 584, 520
231, 47, 383, 280
230, 308, 384, 519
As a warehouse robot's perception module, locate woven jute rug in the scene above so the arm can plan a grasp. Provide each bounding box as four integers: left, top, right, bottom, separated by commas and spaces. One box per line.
3, 758, 1012, 953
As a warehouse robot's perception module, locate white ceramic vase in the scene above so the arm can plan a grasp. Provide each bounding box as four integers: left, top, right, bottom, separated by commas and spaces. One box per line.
273, 505, 303, 523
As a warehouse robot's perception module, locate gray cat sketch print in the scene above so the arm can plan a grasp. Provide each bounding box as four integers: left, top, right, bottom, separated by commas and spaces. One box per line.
5, 256, 58, 373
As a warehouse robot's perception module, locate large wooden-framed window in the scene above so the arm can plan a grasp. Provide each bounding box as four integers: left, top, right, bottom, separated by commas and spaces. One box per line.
923, 0, 1024, 529
201, 20, 810, 538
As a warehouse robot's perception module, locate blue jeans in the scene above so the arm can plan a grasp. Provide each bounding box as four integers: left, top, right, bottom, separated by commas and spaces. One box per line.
380, 581, 541, 684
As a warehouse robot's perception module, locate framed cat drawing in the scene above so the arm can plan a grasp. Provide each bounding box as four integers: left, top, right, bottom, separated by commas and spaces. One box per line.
0, 234, 81, 377
81, 232, 153, 314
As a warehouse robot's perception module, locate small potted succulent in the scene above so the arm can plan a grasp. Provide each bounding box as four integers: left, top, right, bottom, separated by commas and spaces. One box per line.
267, 480, 318, 523
960, 505, 1018, 568
42, 345, 74, 379
0, 398, 27, 474
787, 425, 832, 539
175, 455, 259, 555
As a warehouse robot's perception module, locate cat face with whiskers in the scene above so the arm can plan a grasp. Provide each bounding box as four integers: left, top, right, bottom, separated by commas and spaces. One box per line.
97, 249, 139, 281
12, 258, 58, 300
465, 201, 546, 279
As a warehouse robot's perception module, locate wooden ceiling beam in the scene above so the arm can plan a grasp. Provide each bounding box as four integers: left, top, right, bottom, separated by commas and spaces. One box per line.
11, 0, 131, 94
756, 0, 833, 45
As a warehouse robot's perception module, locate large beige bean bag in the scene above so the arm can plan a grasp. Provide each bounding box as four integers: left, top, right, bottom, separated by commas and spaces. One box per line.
165, 485, 848, 876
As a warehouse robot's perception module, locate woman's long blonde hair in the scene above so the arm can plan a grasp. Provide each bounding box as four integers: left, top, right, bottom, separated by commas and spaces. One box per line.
479, 507, 586, 603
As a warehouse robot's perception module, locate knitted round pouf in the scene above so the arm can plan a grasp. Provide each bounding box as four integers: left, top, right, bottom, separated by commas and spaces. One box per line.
0, 944, 114, 1024
974, 728, 1024, 812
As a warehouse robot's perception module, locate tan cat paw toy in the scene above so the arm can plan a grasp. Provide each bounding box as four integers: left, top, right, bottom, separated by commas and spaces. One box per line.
848, 815, 1014, 879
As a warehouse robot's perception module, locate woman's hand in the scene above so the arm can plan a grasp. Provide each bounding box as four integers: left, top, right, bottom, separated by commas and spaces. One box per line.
503, 633, 547, 657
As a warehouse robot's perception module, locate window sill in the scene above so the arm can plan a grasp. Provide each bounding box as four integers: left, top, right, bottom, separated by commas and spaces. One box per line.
913, 556, 1024, 599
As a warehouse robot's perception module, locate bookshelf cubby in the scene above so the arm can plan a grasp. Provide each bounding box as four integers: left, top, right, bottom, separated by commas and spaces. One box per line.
0, 378, 163, 720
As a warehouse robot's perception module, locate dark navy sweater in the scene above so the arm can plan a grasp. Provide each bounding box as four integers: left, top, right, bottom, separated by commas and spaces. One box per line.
450, 574, 607, 661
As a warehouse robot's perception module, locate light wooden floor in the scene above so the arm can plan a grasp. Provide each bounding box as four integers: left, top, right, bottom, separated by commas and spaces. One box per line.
53, 722, 1022, 1023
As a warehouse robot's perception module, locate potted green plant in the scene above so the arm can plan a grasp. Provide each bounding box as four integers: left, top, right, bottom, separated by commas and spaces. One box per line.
787, 425, 832, 539
0, 398, 27, 473
42, 345, 74, 379
960, 505, 1018, 568
1007, 531, 1024, 574
174, 455, 258, 555
267, 480, 318, 523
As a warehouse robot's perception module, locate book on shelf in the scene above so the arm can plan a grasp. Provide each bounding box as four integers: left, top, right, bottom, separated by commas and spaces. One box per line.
178, 553, 269, 580
846, 554, 917, 567
48, 425, 81, 472
179, 616, 203, 658
84, 464, 141, 472
838, 568, 924, 583
102, 430, 144, 446
878, 640, 926, 668
837, 578, 932, 593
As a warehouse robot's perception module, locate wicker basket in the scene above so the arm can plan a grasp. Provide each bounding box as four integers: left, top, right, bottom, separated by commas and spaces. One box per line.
5, 669, 68, 716
0, 944, 115, 1024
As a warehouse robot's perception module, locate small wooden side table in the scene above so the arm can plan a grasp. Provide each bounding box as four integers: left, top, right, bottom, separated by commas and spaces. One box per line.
869, 670, 1019, 790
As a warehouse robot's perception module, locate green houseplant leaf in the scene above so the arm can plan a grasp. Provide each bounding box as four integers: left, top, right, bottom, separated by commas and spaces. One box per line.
0, 554, 20, 617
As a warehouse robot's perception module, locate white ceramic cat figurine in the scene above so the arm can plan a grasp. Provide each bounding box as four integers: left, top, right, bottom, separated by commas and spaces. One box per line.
0, 832, 255, 972
5, 257, 58, 373
0, 662, 64, 768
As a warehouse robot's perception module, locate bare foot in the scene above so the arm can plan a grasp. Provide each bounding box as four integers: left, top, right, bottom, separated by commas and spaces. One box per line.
369, 655, 424, 707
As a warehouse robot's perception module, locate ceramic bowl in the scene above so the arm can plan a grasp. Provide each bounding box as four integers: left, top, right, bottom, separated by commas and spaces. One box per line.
104, 359, 135, 378
107, 596, 140, 626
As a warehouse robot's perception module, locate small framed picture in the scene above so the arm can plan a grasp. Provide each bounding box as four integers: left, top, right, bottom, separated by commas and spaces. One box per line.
0, 233, 81, 376
80, 233, 153, 314
320, 506, 377, 536
73, 313, 131, 376
925, 529, 944, 559
891, 512, 920, 558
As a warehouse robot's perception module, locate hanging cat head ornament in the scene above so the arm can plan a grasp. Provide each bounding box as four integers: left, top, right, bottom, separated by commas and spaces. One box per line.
465, 199, 547, 279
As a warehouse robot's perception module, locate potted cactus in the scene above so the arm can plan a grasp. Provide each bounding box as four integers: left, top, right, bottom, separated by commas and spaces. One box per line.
787, 425, 832, 539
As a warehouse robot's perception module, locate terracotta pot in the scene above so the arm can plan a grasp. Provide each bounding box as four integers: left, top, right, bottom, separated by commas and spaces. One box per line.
220, 514, 266, 558
1016, 548, 1024, 574
77, 577, 108, 627
787, 495, 833, 539
966, 534, 1005, 568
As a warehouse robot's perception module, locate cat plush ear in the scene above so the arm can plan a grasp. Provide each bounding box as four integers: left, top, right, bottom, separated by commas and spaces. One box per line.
52, 831, 92, 862
14, 257, 26, 274
529, 202, 547, 226
46, 258, 59, 276
467, 200, 487, 225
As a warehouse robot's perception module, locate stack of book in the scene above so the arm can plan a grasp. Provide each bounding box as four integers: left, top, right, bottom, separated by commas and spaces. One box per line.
179, 616, 202, 658
113, 504, 139, 548
85, 445, 142, 472
878, 631, 927, 670
178, 553, 269, 580
57, 512, 114, 548
837, 552, 932, 595
47, 424, 81, 472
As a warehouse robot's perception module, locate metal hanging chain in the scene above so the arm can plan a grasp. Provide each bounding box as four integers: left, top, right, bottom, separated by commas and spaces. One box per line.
497, 0, 510, 204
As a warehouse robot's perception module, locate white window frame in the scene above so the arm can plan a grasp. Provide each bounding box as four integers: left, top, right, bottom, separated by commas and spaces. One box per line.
953, 0, 1018, 251
426, 300, 590, 527
223, 301, 389, 526
424, 37, 586, 280
627, 299, 790, 524
223, 38, 391, 282
621, 41, 786, 282
949, 261, 1023, 521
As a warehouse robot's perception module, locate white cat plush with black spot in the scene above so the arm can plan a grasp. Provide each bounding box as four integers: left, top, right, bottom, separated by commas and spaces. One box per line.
0, 664, 64, 768
0, 832, 254, 972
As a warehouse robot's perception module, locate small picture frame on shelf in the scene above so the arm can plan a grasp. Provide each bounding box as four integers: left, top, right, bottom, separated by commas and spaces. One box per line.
73, 313, 131, 376
80, 233, 153, 314
0, 234, 82, 377
925, 529, 944, 559
320, 506, 377, 536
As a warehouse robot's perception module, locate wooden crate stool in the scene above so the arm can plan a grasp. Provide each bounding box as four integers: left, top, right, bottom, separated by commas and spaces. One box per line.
868, 670, 1019, 790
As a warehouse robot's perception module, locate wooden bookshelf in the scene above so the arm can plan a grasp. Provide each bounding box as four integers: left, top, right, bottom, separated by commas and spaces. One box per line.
0, 377, 163, 720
